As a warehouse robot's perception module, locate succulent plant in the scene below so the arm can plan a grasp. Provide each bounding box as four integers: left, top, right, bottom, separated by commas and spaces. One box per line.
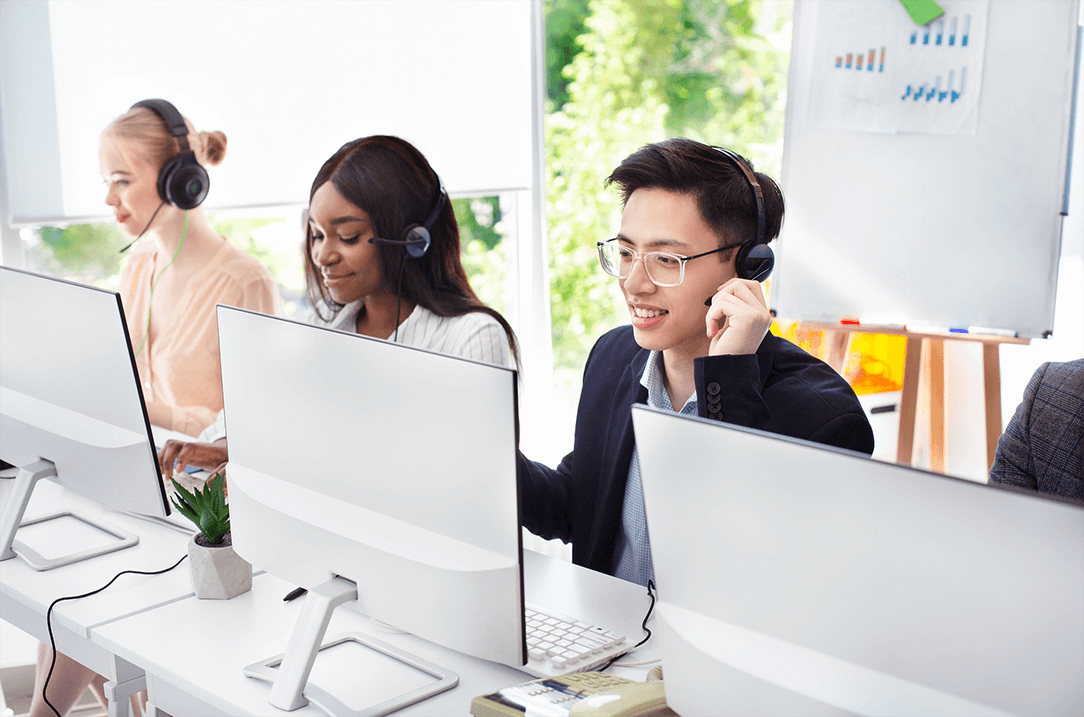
170, 473, 230, 545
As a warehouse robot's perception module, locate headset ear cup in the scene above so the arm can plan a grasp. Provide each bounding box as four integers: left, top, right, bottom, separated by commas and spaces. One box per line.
401, 225, 431, 258
157, 157, 180, 205
735, 242, 775, 282
160, 152, 209, 210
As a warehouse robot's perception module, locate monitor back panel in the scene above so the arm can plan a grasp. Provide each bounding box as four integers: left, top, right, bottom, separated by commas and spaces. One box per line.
218, 307, 524, 665
632, 405, 1084, 716
0, 267, 165, 516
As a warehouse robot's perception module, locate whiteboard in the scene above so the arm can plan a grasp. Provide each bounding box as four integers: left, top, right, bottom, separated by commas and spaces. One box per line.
774, 0, 1080, 338
0, 0, 534, 226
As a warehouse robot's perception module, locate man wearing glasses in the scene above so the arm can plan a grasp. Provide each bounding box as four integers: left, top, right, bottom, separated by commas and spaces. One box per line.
518, 138, 874, 586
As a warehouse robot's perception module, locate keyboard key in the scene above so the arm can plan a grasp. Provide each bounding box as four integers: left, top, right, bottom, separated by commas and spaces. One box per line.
575, 637, 603, 652
523, 604, 630, 677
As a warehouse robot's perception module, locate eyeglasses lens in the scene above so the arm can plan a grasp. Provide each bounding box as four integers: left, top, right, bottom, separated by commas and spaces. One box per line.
599, 243, 682, 286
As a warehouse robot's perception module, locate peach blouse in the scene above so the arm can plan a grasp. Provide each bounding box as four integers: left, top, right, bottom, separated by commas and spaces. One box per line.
120, 237, 279, 436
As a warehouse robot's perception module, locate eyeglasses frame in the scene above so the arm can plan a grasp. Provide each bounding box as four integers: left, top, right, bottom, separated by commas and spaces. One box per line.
596, 238, 745, 287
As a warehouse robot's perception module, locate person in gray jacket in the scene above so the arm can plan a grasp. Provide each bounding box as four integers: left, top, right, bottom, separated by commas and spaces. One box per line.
989, 358, 1084, 503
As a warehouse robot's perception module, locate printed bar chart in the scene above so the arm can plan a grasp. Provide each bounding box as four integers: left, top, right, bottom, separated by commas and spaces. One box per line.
903, 66, 967, 103
834, 48, 886, 73
811, 0, 988, 135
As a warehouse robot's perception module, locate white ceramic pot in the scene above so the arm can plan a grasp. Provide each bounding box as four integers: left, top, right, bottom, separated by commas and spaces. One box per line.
188, 531, 252, 600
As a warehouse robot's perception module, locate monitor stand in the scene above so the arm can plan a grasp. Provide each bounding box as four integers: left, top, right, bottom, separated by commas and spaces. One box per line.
0, 459, 139, 570
243, 576, 458, 717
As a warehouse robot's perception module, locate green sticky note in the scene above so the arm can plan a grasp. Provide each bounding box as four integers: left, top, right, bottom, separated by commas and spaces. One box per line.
898, 0, 944, 26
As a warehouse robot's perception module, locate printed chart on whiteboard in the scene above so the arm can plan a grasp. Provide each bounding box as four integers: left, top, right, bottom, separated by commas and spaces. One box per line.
809, 0, 990, 135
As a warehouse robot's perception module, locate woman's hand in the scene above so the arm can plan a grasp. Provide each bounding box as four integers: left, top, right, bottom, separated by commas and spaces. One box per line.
158, 439, 229, 477
705, 278, 772, 356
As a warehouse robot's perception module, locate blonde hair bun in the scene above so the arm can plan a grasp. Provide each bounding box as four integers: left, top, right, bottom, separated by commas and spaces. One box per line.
200, 130, 227, 166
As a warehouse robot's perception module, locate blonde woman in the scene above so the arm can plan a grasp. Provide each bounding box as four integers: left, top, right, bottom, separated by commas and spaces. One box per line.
30, 99, 279, 717
101, 99, 278, 436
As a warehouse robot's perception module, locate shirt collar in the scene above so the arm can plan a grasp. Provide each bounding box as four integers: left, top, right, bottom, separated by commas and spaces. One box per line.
639, 350, 698, 413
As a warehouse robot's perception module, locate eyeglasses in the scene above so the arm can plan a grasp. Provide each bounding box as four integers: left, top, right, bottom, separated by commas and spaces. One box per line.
596, 238, 738, 287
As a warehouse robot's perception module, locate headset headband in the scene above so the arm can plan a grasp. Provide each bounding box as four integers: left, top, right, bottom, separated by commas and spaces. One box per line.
131, 99, 193, 154
422, 181, 447, 232
713, 147, 766, 246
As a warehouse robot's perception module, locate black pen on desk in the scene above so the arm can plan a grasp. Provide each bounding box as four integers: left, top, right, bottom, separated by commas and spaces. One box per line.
283, 587, 307, 602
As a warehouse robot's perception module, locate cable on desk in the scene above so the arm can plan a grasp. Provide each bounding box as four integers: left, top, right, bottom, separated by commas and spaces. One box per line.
599, 578, 656, 672
607, 656, 661, 667
42, 554, 188, 717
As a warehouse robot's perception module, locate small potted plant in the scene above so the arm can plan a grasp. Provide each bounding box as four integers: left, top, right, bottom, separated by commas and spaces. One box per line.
170, 473, 252, 600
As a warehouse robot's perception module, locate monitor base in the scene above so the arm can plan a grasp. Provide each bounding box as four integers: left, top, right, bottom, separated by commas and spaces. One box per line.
0, 459, 139, 570
245, 631, 458, 717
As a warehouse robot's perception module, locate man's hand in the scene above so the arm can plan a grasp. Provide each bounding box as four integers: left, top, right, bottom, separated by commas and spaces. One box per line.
705, 278, 772, 356
157, 439, 228, 478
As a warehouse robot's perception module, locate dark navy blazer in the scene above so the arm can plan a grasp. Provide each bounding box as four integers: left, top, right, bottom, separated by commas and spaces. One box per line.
517, 325, 875, 575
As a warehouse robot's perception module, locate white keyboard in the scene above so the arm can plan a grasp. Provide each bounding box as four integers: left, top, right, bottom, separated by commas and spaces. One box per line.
522, 604, 629, 677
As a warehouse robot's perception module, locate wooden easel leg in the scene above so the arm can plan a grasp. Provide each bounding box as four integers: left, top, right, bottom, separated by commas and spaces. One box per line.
896, 336, 923, 465
825, 329, 853, 377
928, 338, 946, 473
982, 342, 1003, 473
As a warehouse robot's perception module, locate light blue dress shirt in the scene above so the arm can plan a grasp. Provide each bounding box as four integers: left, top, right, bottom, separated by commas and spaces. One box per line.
612, 350, 699, 586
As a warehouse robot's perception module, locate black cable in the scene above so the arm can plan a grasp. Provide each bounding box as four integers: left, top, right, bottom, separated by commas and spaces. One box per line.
118, 200, 167, 253
599, 578, 657, 672
391, 254, 407, 343
42, 554, 187, 717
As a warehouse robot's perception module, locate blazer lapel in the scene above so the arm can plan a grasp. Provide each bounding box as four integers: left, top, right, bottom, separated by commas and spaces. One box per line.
588, 349, 650, 570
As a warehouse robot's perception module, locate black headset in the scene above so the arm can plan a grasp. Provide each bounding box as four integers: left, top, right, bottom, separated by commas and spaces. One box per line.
130, 99, 209, 210
367, 181, 447, 259
713, 147, 775, 282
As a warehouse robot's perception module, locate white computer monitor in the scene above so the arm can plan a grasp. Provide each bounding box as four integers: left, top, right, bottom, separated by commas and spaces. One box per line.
631, 404, 1084, 717
217, 306, 523, 714
0, 267, 169, 569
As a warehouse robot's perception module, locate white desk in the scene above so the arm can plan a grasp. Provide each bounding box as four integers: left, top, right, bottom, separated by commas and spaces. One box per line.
0, 479, 195, 716
91, 551, 659, 716
3, 478, 660, 716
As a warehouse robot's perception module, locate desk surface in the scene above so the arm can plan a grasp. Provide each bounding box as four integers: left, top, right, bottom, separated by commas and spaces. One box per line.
0, 478, 195, 676
92, 551, 659, 716
2, 478, 660, 716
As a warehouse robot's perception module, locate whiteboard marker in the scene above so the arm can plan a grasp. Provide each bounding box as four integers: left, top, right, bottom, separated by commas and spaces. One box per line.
967, 326, 1018, 338
906, 324, 953, 335
860, 317, 906, 330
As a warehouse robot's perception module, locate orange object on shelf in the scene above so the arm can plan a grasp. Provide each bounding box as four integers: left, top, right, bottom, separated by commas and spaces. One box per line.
772, 321, 906, 396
